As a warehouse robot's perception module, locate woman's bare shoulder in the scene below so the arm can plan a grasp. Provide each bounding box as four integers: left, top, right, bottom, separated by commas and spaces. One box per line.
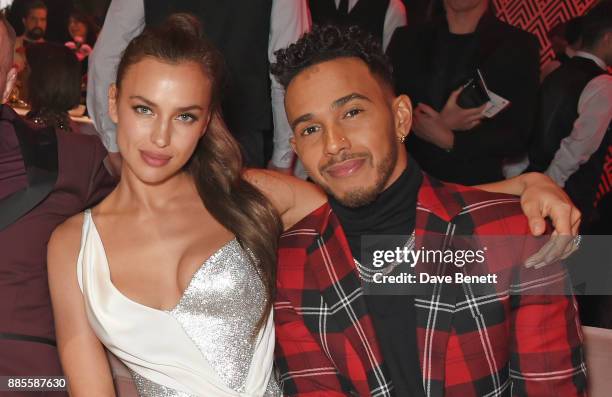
48, 212, 86, 274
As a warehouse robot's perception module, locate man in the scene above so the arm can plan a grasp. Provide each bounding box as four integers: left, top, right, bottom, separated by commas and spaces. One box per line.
0, 15, 114, 396
529, 1, 612, 231
271, 25, 586, 396
540, 17, 583, 82
387, 0, 540, 185
13, 0, 46, 74
87, 0, 310, 174
308, 0, 407, 51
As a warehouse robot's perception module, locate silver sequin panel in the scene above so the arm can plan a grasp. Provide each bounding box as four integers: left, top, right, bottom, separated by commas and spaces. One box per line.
127, 239, 281, 396
168, 239, 269, 392
130, 369, 195, 397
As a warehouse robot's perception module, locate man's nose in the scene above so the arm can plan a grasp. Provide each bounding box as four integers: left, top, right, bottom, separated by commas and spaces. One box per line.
323, 124, 350, 156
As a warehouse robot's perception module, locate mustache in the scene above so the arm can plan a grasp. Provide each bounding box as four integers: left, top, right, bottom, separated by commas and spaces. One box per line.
320, 152, 370, 173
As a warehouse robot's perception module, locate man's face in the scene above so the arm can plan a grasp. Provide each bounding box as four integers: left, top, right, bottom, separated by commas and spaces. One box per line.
285, 57, 411, 207
23, 7, 47, 41
444, 0, 485, 13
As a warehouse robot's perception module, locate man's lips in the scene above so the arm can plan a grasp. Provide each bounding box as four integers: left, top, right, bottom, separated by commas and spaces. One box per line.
324, 158, 366, 178
140, 150, 172, 167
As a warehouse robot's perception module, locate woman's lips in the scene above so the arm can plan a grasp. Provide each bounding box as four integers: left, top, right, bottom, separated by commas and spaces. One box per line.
140, 150, 172, 167
324, 158, 366, 178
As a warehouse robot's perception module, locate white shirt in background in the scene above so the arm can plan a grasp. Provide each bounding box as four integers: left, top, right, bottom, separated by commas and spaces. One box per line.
545, 56, 612, 187
87, 0, 311, 174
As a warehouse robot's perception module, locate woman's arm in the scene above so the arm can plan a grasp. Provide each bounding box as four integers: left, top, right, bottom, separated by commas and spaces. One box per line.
244, 169, 326, 230
47, 215, 116, 397
477, 172, 581, 236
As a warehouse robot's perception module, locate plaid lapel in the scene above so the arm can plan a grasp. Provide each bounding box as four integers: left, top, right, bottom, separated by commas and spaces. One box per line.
293, 203, 391, 396
414, 176, 467, 396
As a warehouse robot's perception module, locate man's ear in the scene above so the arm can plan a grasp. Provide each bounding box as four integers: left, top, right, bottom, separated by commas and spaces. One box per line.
393, 94, 412, 141
2, 67, 17, 104
108, 84, 119, 123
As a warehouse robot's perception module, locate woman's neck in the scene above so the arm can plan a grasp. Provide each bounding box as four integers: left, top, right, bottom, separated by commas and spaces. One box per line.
110, 169, 199, 214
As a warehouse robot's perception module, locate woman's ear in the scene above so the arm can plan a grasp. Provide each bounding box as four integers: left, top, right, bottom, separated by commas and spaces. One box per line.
108, 84, 119, 123
393, 94, 413, 141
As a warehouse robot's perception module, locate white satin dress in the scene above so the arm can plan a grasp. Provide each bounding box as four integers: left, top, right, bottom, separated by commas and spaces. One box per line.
76, 209, 280, 396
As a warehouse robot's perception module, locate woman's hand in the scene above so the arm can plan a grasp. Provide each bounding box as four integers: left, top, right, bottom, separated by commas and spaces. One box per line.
477, 172, 582, 268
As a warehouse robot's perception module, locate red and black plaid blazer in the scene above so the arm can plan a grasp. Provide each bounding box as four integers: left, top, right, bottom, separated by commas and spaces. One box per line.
274, 175, 586, 397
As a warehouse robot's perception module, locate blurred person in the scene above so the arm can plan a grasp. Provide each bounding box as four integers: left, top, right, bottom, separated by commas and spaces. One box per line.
541, 16, 584, 81
13, 0, 46, 73
0, 13, 114, 396
65, 10, 98, 83
271, 24, 586, 397
88, 0, 310, 175
387, 0, 540, 185
529, 0, 612, 230
308, 0, 407, 50
25, 42, 81, 132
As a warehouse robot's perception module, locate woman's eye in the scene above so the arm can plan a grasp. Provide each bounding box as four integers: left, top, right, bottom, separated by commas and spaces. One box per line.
301, 125, 320, 136
176, 113, 197, 123
133, 105, 153, 115
344, 108, 363, 118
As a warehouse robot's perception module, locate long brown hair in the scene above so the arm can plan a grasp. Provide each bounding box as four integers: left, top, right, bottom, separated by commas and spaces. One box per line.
116, 14, 282, 329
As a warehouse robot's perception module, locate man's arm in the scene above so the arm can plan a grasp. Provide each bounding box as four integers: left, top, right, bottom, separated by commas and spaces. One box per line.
546, 75, 612, 186
268, 0, 311, 173
382, 0, 407, 51
86, 0, 145, 153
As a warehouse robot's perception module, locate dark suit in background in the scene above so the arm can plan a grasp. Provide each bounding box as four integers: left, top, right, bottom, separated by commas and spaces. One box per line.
144, 0, 273, 168
0, 105, 114, 396
388, 11, 540, 185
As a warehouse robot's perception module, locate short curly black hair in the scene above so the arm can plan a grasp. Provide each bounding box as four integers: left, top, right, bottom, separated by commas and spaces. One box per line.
271, 24, 394, 90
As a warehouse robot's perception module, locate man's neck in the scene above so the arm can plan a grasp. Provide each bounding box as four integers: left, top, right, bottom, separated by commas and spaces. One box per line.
575, 49, 609, 70
446, 2, 488, 34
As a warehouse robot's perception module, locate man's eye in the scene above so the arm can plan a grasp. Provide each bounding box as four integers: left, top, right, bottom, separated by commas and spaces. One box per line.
344, 108, 363, 118
301, 125, 320, 136
176, 113, 197, 123
133, 105, 153, 115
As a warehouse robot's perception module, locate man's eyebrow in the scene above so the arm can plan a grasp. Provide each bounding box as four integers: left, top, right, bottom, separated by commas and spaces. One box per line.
289, 93, 371, 131
290, 113, 314, 131
331, 93, 372, 109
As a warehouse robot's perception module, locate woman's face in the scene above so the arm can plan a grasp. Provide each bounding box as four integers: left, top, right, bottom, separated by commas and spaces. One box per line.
68, 17, 87, 40
109, 57, 213, 185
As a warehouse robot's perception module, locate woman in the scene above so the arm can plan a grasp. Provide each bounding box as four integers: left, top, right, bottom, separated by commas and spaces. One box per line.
47, 13, 579, 397
26, 42, 81, 132
47, 14, 323, 396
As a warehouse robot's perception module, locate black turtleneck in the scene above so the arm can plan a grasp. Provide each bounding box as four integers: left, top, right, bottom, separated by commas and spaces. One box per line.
329, 157, 425, 397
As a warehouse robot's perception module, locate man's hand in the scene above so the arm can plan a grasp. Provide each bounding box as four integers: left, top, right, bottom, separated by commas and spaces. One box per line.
413, 104, 454, 150
440, 87, 487, 131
